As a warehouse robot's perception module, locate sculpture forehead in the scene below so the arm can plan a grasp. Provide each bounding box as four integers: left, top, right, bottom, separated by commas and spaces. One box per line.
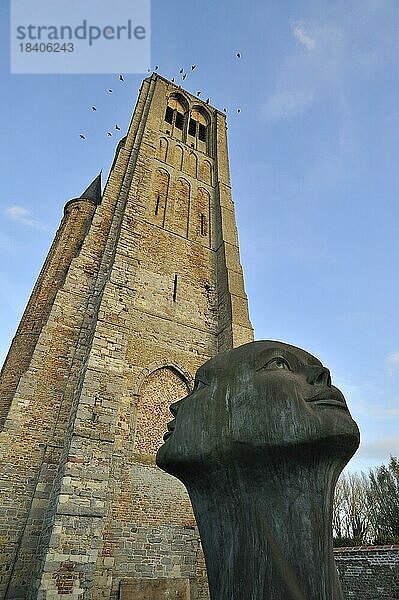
197, 340, 323, 378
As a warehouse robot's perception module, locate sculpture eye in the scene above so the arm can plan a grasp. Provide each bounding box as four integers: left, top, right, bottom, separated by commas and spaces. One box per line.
264, 357, 291, 371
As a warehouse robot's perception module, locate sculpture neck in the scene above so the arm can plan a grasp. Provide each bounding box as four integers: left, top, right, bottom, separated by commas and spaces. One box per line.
186, 455, 343, 600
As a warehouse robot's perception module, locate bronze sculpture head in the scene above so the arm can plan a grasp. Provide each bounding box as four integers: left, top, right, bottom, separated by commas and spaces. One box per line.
157, 341, 359, 600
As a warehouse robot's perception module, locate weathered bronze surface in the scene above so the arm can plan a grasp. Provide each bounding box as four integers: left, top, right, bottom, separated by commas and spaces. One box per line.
157, 340, 360, 600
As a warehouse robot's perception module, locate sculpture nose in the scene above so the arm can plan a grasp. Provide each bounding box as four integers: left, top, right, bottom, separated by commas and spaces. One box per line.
306, 366, 331, 387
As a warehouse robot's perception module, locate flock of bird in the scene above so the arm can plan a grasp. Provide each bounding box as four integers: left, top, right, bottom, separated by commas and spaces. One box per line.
79, 52, 243, 140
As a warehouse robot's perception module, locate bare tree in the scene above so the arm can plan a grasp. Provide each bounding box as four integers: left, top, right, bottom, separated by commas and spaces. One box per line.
332, 476, 346, 539
367, 456, 399, 543
333, 471, 370, 544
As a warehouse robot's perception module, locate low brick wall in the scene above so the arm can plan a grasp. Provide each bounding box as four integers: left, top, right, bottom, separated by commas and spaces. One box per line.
334, 545, 399, 599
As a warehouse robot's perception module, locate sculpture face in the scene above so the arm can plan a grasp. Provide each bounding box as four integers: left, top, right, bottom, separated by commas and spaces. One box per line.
156, 341, 360, 475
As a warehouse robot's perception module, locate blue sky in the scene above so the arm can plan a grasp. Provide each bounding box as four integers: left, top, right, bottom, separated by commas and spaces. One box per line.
1, 0, 398, 472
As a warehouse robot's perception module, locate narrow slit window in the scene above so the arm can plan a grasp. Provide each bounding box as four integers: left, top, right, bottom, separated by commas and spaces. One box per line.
198, 123, 207, 142
165, 106, 173, 124
175, 112, 184, 130
173, 274, 178, 302
155, 195, 160, 215
188, 119, 197, 137
200, 214, 207, 236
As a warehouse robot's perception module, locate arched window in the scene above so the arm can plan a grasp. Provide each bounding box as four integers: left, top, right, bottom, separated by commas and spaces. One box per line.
150, 168, 169, 224
175, 178, 190, 238
157, 137, 168, 162
189, 187, 210, 245
173, 145, 184, 170
188, 106, 210, 153
164, 94, 188, 141
134, 366, 190, 456
199, 159, 212, 185
186, 152, 197, 178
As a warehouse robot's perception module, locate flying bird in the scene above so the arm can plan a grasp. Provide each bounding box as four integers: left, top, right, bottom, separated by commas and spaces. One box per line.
147, 69, 151, 72
79, 134, 86, 139
223, 108, 227, 113
171, 77, 175, 82
91, 106, 97, 111
180, 68, 184, 73
119, 74, 124, 81
191, 65, 196, 70
107, 132, 112, 136
206, 98, 210, 104
236, 52, 241, 58
182, 74, 187, 80
115, 124, 120, 130
155, 65, 159, 70
237, 108, 241, 113
108, 89, 113, 93
196, 91, 201, 96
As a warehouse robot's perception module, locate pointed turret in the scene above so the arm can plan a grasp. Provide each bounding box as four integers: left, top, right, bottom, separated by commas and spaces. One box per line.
64, 172, 102, 214
80, 172, 102, 204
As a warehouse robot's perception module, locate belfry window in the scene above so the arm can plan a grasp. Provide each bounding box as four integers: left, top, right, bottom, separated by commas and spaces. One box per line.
164, 95, 188, 139
189, 119, 207, 141
189, 107, 210, 152
175, 112, 184, 130
188, 119, 196, 137
198, 123, 206, 142
165, 106, 173, 124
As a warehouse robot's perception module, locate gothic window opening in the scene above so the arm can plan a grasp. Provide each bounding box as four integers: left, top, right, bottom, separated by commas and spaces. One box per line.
165, 106, 174, 124
164, 94, 188, 140
198, 123, 206, 142
188, 119, 196, 137
175, 112, 184, 130
190, 107, 210, 153
155, 195, 160, 215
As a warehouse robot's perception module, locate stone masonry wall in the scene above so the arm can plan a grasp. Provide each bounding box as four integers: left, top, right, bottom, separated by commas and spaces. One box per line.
335, 546, 399, 600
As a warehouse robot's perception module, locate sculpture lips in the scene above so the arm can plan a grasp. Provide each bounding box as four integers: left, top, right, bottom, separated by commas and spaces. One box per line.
312, 399, 347, 410
306, 390, 348, 410
163, 420, 175, 441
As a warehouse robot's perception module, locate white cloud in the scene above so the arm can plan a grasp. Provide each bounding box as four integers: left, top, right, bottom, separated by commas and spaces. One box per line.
293, 23, 316, 50
357, 436, 399, 460
385, 351, 399, 376
368, 406, 399, 418
263, 90, 315, 121
5, 205, 46, 230
263, 21, 345, 121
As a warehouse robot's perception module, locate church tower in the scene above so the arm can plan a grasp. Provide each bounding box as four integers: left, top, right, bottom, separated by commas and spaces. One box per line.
0, 74, 253, 599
